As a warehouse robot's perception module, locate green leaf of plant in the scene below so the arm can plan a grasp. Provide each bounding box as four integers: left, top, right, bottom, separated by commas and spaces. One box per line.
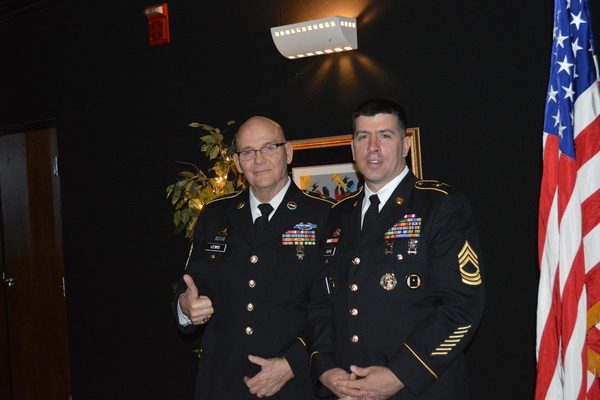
171, 188, 181, 204
209, 145, 219, 160
181, 209, 190, 224
178, 171, 195, 179
175, 198, 187, 210
201, 134, 216, 144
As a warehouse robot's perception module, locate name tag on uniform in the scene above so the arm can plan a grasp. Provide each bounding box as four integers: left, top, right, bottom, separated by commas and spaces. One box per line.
324, 247, 336, 257
205, 242, 227, 253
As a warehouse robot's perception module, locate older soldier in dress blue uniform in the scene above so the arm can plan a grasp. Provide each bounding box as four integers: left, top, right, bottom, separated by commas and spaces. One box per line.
174, 116, 334, 400
315, 99, 485, 400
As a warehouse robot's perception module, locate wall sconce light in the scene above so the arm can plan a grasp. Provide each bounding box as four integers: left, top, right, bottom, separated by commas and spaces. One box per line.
271, 16, 357, 59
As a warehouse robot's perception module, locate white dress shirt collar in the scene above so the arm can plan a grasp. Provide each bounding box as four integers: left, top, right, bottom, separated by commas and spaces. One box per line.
249, 177, 291, 221
362, 166, 410, 214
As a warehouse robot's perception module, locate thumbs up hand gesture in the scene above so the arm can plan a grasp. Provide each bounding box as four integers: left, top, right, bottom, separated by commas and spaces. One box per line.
179, 274, 214, 325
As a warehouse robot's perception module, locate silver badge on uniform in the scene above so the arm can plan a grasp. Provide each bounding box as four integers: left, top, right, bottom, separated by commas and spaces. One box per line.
408, 239, 419, 255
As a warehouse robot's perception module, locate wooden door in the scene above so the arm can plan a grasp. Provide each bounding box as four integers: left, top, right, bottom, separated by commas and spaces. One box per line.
0, 126, 72, 400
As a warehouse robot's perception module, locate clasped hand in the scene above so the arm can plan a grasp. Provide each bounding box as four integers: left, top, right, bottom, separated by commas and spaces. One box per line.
320, 365, 404, 400
244, 355, 294, 398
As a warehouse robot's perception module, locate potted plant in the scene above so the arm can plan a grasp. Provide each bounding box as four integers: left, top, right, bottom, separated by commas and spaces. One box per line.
166, 121, 246, 240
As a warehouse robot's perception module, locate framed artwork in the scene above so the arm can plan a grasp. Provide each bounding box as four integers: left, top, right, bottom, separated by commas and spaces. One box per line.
292, 163, 361, 201
289, 127, 423, 180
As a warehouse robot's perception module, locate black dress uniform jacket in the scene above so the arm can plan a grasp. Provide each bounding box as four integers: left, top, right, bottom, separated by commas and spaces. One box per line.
175, 183, 334, 400
314, 173, 485, 399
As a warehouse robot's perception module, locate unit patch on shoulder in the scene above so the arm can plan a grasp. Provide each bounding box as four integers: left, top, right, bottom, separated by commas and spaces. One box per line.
458, 241, 482, 285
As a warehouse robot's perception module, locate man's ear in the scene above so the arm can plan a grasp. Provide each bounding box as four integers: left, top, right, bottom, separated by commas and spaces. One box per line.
402, 135, 412, 158
233, 153, 243, 173
285, 142, 294, 164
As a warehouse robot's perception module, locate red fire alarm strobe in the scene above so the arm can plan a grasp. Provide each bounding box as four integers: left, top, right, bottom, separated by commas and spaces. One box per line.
144, 3, 170, 46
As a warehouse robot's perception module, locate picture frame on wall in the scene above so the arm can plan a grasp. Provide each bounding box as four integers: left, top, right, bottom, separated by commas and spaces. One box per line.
292, 163, 361, 201
289, 127, 423, 180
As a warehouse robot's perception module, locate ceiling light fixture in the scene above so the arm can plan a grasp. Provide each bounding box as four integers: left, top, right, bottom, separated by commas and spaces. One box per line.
271, 16, 358, 60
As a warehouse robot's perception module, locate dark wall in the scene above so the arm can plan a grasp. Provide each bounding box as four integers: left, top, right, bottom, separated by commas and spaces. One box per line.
1, 1, 596, 399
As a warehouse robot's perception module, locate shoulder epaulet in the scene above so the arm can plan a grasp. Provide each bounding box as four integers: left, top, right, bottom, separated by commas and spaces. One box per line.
414, 180, 454, 195
205, 190, 244, 206
332, 187, 363, 208
301, 190, 336, 205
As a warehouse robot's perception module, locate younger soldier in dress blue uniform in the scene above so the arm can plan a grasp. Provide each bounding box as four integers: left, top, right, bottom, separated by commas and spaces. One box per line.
315, 99, 485, 400
174, 116, 335, 400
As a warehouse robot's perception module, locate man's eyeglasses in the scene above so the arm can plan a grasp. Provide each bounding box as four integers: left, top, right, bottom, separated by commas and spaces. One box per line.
235, 143, 286, 161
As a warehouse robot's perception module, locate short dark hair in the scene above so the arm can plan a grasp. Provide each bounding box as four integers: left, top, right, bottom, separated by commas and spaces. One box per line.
352, 98, 407, 135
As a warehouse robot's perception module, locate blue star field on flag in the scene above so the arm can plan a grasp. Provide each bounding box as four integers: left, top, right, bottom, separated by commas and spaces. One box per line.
544, 0, 597, 160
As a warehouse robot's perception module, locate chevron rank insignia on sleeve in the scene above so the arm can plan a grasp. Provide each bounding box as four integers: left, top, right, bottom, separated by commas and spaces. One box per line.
458, 241, 482, 286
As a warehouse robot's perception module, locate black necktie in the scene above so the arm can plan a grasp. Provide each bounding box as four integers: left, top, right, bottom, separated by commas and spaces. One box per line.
362, 194, 380, 235
254, 203, 273, 234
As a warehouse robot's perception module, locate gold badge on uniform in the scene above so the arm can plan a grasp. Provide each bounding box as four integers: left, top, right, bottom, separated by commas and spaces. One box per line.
287, 201, 297, 210
236, 201, 245, 209
296, 244, 305, 260
380, 272, 397, 290
395, 197, 404, 205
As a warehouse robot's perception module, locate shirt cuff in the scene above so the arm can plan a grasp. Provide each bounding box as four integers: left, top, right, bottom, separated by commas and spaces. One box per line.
177, 294, 192, 326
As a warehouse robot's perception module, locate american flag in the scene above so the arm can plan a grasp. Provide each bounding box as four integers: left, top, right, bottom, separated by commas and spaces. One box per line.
536, 0, 600, 399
